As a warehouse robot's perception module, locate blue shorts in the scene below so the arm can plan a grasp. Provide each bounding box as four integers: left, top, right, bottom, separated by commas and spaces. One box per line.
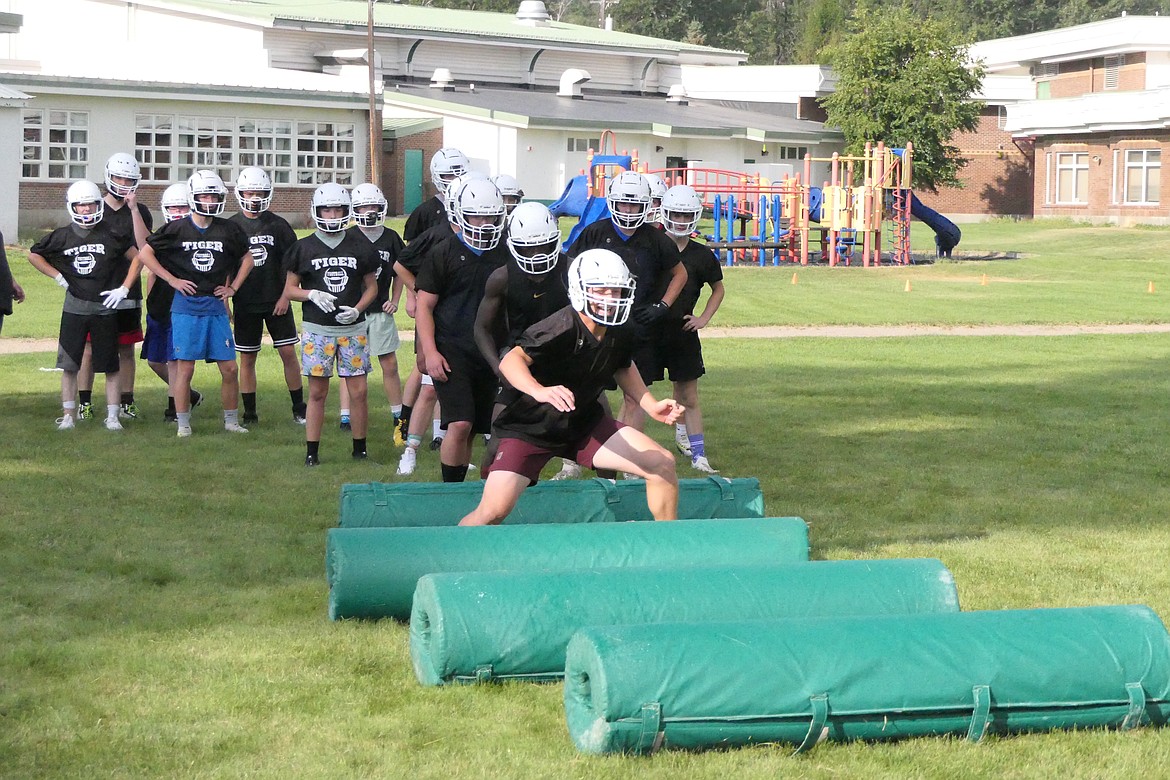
141, 314, 174, 364
171, 311, 236, 362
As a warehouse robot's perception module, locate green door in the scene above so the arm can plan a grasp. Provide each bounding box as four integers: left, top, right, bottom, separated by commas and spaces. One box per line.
404, 150, 424, 214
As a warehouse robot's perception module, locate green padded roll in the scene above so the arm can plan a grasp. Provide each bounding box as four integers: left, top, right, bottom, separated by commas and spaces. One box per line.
564, 606, 1170, 755
336, 476, 764, 527
411, 559, 959, 685
327, 516, 808, 621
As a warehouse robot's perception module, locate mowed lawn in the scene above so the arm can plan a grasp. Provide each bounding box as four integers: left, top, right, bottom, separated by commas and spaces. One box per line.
4, 220, 1170, 778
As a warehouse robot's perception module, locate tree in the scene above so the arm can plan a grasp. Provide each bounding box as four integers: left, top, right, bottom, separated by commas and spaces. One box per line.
821, 2, 986, 192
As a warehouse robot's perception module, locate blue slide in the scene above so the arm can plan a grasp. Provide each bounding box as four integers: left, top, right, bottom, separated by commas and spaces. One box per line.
563, 196, 611, 251
909, 192, 961, 257
549, 174, 591, 219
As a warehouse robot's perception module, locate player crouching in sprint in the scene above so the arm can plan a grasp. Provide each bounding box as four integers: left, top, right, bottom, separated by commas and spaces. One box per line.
284, 183, 379, 466
459, 249, 683, 526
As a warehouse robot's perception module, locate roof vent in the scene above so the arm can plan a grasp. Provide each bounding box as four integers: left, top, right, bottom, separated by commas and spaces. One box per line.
666, 84, 689, 106
558, 68, 590, 99
516, 1, 551, 26
430, 68, 455, 91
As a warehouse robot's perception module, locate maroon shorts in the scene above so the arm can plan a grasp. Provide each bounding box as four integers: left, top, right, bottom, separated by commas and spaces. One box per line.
487, 416, 626, 484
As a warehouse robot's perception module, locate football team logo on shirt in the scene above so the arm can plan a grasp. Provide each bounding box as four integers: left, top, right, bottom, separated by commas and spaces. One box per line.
249, 245, 268, 267
324, 268, 349, 293
192, 249, 216, 272
73, 254, 96, 275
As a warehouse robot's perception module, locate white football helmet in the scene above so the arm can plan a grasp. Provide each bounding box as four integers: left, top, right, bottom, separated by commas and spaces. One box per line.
491, 174, 524, 215
568, 249, 636, 327
104, 153, 141, 199
160, 183, 192, 223
506, 202, 561, 275
66, 180, 105, 227
443, 171, 489, 224
450, 178, 505, 251
661, 184, 703, 237
350, 182, 388, 228
235, 167, 273, 213
187, 170, 228, 217
606, 171, 651, 231
311, 182, 351, 233
643, 173, 667, 224
430, 147, 470, 196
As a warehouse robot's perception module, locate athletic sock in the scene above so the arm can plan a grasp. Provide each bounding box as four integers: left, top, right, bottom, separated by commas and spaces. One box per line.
675, 422, 688, 440
107, 403, 120, 420
120, 392, 134, 406
63, 400, 77, 415
406, 435, 422, 449
79, 390, 92, 405
688, 433, 706, 459
289, 387, 304, 408
242, 392, 257, 416
352, 437, 367, 457
306, 440, 320, 458
340, 407, 350, 419
391, 404, 402, 419
166, 396, 177, 414
432, 418, 442, 438
177, 412, 191, 428
224, 409, 240, 426
441, 463, 469, 483
188, 388, 200, 404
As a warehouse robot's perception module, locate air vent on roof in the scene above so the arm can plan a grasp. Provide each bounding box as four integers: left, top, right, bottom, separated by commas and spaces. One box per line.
1036, 62, 1059, 79
558, 68, 591, 99
430, 68, 455, 91
666, 85, 689, 106
516, 1, 551, 26
1104, 54, 1124, 90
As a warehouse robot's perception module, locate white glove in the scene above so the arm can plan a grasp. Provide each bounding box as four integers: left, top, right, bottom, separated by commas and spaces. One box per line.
100, 286, 130, 309
307, 289, 337, 313
335, 306, 360, 325
54, 273, 69, 290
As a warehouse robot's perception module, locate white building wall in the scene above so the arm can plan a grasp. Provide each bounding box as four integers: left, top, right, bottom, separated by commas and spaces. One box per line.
0, 104, 22, 238
1147, 51, 1170, 90
441, 117, 517, 180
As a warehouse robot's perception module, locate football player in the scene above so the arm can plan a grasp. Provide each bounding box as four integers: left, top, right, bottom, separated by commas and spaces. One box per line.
228, 167, 305, 425
459, 250, 682, 526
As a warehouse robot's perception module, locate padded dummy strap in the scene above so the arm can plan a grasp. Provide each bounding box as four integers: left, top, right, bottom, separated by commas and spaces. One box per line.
706, 475, 735, 501
591, 477, 621, 505
637, 702, 663, 753
967, 685, 992, 742
1122, 682, 1147, 730
793, 693, 829, 755
372, 482, 389, 507
474, 665, 493, 683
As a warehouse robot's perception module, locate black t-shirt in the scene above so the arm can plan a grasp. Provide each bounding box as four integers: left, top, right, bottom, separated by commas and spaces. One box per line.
568, 219, 680, 308
404, 195, 447, 243
287, 232, 380, 327
670, 240, 724, 318
346, 225, 405, 308
494, 307, 635, 448
503, 255, 571, 345
396, 223, 452, 279
31, 223, 134, 304
103, 200, 153, 301
228, 211, 299, 313
146, 217, 249, 298
415, 233, 508, 357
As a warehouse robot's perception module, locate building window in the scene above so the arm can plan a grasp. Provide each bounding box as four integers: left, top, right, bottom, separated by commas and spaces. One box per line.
135, 114, 174, 182
177, 116, 234, 182
567, 137, 601, 153
777, 146, 809, 160
1123, 149, 1160, 205
238, 119, 294, 184
997, 105, 1008, 130
1055, 152, 1089, 204
22, 109, 89, 179
296, 122, 355, 185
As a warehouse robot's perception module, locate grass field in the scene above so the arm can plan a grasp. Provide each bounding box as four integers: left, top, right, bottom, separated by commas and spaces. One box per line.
4, 220, 1170, 778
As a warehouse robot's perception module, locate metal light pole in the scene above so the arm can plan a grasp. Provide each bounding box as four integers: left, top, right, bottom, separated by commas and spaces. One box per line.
367, 0, 380, 187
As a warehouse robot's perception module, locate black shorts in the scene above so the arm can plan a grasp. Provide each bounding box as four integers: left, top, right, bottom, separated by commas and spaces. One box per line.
59, 310, 119, 373
660, 323, 705, 383
433, 349, 498, 434
234, 308, 299, 353
115, 306, 144, 344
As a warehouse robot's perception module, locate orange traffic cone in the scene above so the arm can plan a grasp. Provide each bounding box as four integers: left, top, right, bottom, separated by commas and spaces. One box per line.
1149, 281, 1156, 294
904, 279, 912, 293
791, 272, 799, 285
981, 274, 988, 286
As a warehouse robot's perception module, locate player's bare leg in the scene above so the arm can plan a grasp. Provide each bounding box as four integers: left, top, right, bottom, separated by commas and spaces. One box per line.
592, 427, 678, 520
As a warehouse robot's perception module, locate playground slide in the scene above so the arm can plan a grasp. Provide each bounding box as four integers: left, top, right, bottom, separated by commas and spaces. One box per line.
548, 174, 590, 219
562, 195, 611, 251
910, 192, 961, 257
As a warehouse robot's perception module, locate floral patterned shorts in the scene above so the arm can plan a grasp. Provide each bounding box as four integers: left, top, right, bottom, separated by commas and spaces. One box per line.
300, 331, 371, 378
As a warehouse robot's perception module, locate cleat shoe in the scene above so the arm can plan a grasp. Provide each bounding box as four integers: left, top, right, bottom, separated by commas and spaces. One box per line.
190, 390, 204, 408
293, 404, 307, 425
224, 421, 249, 434
56, 415, 75, 431
118, 401, 139, 420
429, 436, 444, 452
353, 450, 368, 461
467, 463, 478, 472
549, 460, 582, 481
690, 455, 718, 474
340, 414, 351, 431
293, 412, 307, 425
177, 425, 193, 438
105, 417, 123, 431
392, 417, 405, 446
77, 402, 93, 420
242, 413, 259, 424
675, 435, 692, 458
164, 408, 177, 423
622, 471, 645, 481
396, 447, 417, 475
305, 454, 320, 467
